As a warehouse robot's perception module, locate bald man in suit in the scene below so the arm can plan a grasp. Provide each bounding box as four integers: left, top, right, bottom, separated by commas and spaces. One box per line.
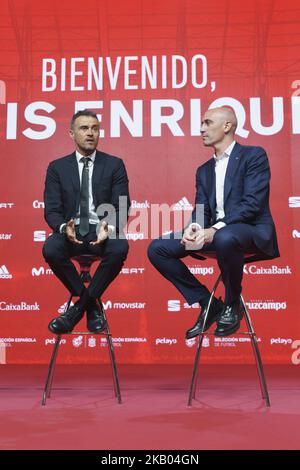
148, 107, 279, 338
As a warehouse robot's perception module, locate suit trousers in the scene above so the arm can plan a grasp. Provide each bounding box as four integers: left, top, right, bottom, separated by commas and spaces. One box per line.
148, 224, 258, 305
43, 224, 129, 298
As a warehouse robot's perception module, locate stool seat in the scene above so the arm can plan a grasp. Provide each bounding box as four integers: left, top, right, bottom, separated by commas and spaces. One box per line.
71, 255, 101, 282
190, 250, 269, 263
72, 254, 101, 263
72, 254, 100, 271
190, 251, 260, 263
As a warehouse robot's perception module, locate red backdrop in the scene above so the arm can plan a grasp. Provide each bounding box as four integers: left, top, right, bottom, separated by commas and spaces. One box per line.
0, 0, 299, 364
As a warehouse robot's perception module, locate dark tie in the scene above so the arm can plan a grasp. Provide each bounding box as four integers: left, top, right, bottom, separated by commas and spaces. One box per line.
79, 157, 91, 236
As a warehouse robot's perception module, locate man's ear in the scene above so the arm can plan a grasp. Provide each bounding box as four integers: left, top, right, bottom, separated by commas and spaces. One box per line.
224, 121, 232, 134
69, 129, 74, 140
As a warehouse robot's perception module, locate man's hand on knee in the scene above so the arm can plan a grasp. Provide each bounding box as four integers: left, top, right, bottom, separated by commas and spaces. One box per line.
65, 219, 83, 245
90, 221, 109, 246
181, 224, 217, 250
181, 223, 204, 250
203, 227, 217, 245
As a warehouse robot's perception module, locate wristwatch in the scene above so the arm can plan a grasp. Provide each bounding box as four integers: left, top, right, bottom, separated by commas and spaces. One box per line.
61, 224, 67, 235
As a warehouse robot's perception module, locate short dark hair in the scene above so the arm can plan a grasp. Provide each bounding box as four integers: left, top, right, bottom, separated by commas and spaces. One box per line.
70, 109, 99, 129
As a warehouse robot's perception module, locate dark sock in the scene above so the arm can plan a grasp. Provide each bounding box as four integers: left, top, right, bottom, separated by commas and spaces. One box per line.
76, 289, 93, 311
200, 294, 212, 308
87, 297, 98, 309
200, 295, 223, 309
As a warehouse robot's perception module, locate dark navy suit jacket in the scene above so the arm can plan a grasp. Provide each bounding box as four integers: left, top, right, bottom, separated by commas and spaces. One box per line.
191, 142, 279, 260
44, 150, 130, 234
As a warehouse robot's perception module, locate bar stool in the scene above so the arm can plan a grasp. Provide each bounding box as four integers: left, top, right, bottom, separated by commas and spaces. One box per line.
187, 253, 270, 407
42, 254, 122, 405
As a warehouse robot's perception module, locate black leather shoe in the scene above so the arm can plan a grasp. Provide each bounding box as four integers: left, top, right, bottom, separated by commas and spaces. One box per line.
48, 303, 84, 334
87, 300, 107, 334
186, 297, 224, 339
214, 300, 243, 337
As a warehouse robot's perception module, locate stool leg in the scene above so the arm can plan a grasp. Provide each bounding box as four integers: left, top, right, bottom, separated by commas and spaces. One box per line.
42, 334, 61, 405
42, 294, 73, 406
201, 274, 222, 331
188, 334, 204, 406
240, 294, 270, 407
188, 275, 222, 406
99, 300, 122, 404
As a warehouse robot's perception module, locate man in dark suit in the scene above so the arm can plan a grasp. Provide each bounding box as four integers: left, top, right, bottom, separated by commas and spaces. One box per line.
43, 109, 130, 334
148, 106, 279, 338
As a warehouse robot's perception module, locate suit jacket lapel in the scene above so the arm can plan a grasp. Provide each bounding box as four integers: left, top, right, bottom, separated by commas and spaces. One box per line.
206, 158, 216, 214
224, 142, 243, 204
92, 151, 106, 205
67, 153, 81, 210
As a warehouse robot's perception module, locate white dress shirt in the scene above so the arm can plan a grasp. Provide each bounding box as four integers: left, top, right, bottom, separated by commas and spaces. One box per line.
190, 140, 236, 233
74, 150, 99, 226
59, 150, 114, 235
213, 140, 236, 230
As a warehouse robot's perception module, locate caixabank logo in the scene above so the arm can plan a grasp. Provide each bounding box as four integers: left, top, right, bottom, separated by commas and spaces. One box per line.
243, 265, 292, 275
0, 301, 40, 311
131, 200, 150, 209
